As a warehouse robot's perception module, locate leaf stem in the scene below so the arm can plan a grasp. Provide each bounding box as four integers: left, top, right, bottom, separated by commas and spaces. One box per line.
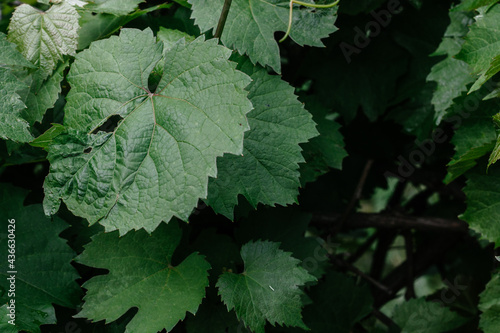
214, 0, 233, 39
279, 0, 340, 43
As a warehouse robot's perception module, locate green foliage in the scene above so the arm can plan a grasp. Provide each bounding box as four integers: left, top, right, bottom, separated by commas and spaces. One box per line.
75, 221, 210, 333
43, 28, 252, 234
4, 0, 500, 332
0, 185, 81, 332
189, 0, 338, 73
217, 240, 316, 333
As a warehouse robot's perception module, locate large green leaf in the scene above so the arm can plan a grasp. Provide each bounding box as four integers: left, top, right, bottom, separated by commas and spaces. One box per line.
217, 240, 316, 333
43, 28, 252, 234
461, 166, 500, 245
189, 0, 338, 73
392, 297, 467, 333
479, 272, 500, 333
75, 221, 211, 333
8, 2, 79, 76
205, 57, 318, 218
0, 185, 81, 332
0, 67, 32, 142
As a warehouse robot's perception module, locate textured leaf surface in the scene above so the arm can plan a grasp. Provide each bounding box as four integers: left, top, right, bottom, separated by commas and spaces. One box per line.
217, 240, 316, 333
456, 4, 500, 92
84, 0, 144, 15
189, 0, 338, 73
426, 11, 474, 123
445, 99, 498, 183
0, 32, 36, 68
0, 67, 32, 142
43, 28, 252, 234
0, 185, 81, 332
76, 221, 210, 333
392, 297, 467, 333
479, 272, 500, 333
301, 271, 373, 332
206, 58, 318, 218
20, 61, 68, 125
8, 3, 79, 75
461, 166, 500, 245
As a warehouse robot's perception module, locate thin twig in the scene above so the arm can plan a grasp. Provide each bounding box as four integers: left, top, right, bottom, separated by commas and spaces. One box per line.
403, 230, 415, 299
330, 255, 392, 295
347, 232, 378, 264
371, 307, 399, 330
214, 0, 233, 39
335, 159, 374, 232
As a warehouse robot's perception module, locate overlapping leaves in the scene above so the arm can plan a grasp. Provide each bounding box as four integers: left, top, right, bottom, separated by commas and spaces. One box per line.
43, 28, 252, 234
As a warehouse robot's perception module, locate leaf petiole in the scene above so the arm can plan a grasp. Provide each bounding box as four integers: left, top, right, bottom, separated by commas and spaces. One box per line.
279, 0, 340, 43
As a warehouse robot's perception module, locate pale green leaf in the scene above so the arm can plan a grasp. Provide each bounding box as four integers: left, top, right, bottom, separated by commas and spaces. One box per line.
30, 123, 66, 148
8, 3, 79, 75
157, 27, 195, 51
189, 0, 338, 73
217, 240, 316, 333
0, 32, 36, 69
392, 298, 467, 333
452, 0, 498, 11
83, 0, 145, 15
0, 184, 81, 333
206, 57, 318, 218
0, 67, 33, 142
43, 28, 252, 234
75, 221, 211, 333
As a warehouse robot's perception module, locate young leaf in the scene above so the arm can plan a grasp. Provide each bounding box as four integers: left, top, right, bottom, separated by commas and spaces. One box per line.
206, 57, 318, 219
43, 28, 252, 234
0, 67, 32, 142
479, 272, 500, 333
8, 2, 79, 76
217, 240, 316, 333
392, 297, 467, 333
0, 32, 36, 69
189, 0, 338, 73
75, 221, 211, 333
0, 184, 81, 332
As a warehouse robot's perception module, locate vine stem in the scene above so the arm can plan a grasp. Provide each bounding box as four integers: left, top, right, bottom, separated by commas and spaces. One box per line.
279, 0, 340, 43
214, 0, 233, 39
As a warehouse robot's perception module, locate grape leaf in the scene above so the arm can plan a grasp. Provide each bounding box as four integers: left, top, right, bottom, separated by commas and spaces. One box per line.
298, 99, 346, 185
83, 0, 145, 16
445, 98, 498, 183
452, 0, 498, 12
217, 240, 316, 333
188, 0, 338, 73
43, 28, 252, 234
0, 32, 36, 69
75, 221, 211, 333
479, 272, 500, 333
0, 184, 81, 332
205, 57, 318, 219
455, 4, 500, 92
392, 297, 467, 333
426, 11, 475, 124
0, 67, 32, 142
461, 166, 500, 246
8, 2, 79, 76
301, 271, 373, 332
